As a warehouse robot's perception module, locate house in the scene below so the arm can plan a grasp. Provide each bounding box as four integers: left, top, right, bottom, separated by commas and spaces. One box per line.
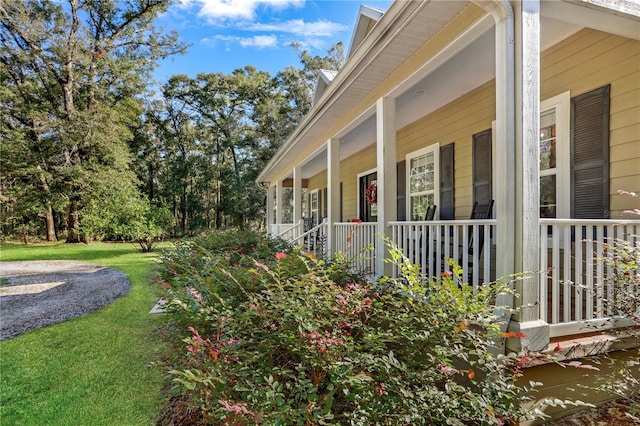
257, 2, 640, 415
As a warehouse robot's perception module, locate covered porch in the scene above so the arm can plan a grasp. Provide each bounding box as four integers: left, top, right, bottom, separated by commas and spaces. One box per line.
273, 217, 639, 340
259, 0, 640, 351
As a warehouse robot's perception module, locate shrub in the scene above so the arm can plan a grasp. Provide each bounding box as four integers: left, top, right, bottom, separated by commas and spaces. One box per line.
586, 192, 640, 421
158, 231, 538, 425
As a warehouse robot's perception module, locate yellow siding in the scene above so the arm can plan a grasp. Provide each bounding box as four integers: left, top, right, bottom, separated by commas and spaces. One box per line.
307, 171, 327, 194
396, 80, 496, 218
340, 145, 377, 220
541, 29, 640, 216
303, 28, 639, 221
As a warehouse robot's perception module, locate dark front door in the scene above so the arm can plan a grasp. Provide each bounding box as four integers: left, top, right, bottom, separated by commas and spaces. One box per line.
359, 172, 377, 222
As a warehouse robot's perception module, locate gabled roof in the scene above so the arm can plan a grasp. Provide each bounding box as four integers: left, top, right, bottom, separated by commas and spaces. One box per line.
347, 4, 386, 58
313, 69, 339, 106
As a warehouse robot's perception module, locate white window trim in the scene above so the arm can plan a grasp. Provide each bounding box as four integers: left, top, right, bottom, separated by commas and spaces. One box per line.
405, 142, 440, 221
540, 90, 571, 219
309, 189, 319, 224
357, 168, 377, 221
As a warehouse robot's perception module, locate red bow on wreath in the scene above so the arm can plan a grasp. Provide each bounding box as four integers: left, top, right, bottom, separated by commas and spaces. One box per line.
365, 182, 377, 206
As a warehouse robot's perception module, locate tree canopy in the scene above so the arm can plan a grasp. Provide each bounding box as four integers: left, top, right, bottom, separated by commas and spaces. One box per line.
1, 1, 344, 244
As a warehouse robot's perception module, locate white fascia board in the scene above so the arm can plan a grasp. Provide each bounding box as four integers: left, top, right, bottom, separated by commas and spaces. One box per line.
256, 1, 411, 184
546, 0, 640, 40
347, 4, 386, 58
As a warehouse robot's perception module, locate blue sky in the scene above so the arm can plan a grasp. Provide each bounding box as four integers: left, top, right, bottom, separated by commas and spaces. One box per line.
154, 0, 393, 82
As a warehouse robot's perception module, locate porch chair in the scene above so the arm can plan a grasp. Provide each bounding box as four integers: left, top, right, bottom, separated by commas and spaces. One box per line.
409, 205, 437, 261
459, 200, 494, 282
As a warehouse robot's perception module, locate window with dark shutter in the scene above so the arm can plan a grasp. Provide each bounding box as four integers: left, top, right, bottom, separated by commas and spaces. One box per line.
571, 85, 610, 219
440, 143, 455, 220
472, 129, 492, 206
397, 160, 406, 221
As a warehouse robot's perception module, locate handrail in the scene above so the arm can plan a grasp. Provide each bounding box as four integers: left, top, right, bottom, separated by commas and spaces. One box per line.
275, 220, 302, 240
540, 218, 640, 225
289, 219, 327, 246
389, 219, 497, 226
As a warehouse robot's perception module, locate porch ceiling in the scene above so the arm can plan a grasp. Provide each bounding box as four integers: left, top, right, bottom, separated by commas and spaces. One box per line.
259, 0, 473, 182
259, 0, 633, 183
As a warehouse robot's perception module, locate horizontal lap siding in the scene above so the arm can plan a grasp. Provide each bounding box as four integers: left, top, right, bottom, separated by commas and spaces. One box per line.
340, 146, 376, 220
305, 29, 637, 223
542, 29, 640, 216
307, 171, 327, 192
396, 80, 496, 219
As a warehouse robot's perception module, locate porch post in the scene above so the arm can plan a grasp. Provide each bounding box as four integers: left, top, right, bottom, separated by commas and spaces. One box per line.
275, 180, 283, 228
266, 185, 275, 234
327, 138, 340, 257
484, 1, 516, 290
376, 97, 397, 277
293, 166, 302, 225
507, 0, 549, 352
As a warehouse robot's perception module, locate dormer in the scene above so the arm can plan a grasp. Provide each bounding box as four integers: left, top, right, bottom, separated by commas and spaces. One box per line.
347, 4, 385, 59
312, 69, 338, 106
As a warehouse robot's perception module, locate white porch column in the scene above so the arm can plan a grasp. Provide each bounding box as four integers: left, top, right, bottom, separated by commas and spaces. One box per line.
266, 185, 275, 234
327, 138, 340, 257
507, 0, 548, 352
376, 97, 397, 277
481, 1, 516, 289
275, 180, 283, 227
293, 166, 302, 225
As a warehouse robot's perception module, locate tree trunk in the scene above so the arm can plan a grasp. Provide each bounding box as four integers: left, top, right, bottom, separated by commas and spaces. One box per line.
44, 202, 57, 241
66, 199, 86, 243
21, 217, 28, 245
36, 167, 57, 241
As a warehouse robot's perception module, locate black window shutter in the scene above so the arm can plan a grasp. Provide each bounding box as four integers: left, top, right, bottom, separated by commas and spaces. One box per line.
396, 160, 406, 221
472, 129, 492, 206
322, 188, 328, 220
440, 143, 455, 220
571, 85, 610, 219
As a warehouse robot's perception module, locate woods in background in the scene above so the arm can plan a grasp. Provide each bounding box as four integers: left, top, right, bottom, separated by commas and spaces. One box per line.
0, 0, 343, 244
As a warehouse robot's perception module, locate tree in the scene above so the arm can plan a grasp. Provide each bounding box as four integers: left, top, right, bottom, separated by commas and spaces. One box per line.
126, 43, 346, 234
0, 0, 185, 242
161, 67, 278, 230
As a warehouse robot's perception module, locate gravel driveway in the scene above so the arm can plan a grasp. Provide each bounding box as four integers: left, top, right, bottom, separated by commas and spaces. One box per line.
0, 261, 130, 340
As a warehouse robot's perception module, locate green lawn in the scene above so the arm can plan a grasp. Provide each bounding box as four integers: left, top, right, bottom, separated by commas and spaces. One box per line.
0, 241, 173, 425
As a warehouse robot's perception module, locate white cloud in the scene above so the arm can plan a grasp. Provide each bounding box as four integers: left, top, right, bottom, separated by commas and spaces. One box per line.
240, 35, 278, 48
211, 34, 278, 48
248, 19, 347, 36
186, 0, 304, 21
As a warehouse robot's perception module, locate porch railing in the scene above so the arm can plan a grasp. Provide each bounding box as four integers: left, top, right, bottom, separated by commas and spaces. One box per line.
389, 219, 497, 286
270, 223, 298, 238
334, 222, 377, 275
288, 219, 328, 258
540, 219, 640, 337
275, 220, 303, 241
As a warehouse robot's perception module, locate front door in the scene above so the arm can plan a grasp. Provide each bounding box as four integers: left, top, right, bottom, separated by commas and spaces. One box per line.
359, 172, 377, 222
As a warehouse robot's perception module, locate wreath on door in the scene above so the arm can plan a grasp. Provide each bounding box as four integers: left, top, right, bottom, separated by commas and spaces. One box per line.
365, 182, 377, 206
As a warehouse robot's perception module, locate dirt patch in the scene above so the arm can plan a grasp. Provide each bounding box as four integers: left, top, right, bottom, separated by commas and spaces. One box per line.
0, 260, 130, 340
545, 395, 640, 425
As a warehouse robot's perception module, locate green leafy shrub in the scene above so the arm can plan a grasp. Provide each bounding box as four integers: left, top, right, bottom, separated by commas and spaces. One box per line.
586, 192, 640, 420
158, 231, 537, 425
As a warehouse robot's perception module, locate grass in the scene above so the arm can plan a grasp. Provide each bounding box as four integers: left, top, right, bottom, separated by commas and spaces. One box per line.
0, 241, 173, 426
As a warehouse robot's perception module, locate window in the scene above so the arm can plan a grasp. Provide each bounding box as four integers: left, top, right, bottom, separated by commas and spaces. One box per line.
309, 189, 319, 226
539, 91, 570, 218
406, 144, 439, 221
